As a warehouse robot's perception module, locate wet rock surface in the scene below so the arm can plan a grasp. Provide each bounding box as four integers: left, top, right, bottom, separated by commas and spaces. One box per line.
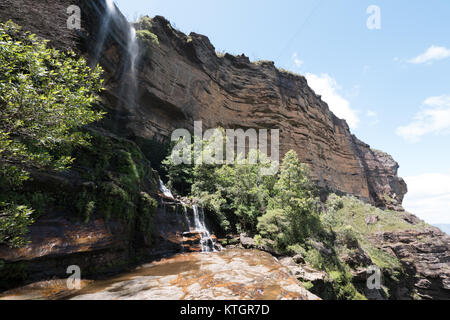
0, 249, 319, 300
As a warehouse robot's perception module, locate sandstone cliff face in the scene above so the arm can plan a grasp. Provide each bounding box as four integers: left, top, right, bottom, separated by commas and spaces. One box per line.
105, 15, 408, 211
0, 0, 406, 210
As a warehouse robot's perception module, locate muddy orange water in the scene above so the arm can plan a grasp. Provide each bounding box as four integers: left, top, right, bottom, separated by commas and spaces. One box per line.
0, 249, 318, 300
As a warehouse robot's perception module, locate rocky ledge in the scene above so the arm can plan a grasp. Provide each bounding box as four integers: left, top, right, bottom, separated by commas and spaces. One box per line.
370, 228, 450, 299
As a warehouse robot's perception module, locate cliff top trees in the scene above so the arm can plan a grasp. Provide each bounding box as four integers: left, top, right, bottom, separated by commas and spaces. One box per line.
0, 21, 104, 247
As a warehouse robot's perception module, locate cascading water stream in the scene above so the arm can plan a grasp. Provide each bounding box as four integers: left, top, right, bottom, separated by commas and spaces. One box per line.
192, 205, 217, 253
158, 179, 217, 253
182, 204, 191, 230
91, 0, 115, 67
159, 179, 174, 199
124, 26, 139, 109
114, 21, 140, 133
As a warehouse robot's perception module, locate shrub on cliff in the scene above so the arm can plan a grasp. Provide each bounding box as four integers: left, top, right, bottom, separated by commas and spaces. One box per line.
0, 21, 104, 247
136, 16, 159, 51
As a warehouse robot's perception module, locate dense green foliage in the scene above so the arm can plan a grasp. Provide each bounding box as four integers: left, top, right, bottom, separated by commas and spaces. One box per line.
258, 151, 322, 250
0, 204, 34, 248
192, 150, 276, 233
162, 135, 277, 233
161, 139, 194, 196
0, 21, 104, 247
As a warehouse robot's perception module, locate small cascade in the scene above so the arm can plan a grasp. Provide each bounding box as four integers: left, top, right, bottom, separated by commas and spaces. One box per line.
156, 178, 218, 253
91, 0, 115, 66
191, 204, 217, 253
179, 203, 219, 253
159, 179, 175, 200
182, 204, 191, 231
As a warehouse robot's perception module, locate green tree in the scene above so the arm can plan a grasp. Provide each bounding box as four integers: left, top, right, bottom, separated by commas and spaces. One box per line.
258, 150, 319, 249
192, 149, 275, 233
256, 208, 290, 248
0, 21, 104, 247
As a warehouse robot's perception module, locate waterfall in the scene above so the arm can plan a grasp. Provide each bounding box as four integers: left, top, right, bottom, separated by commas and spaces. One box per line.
192, 205, 217, 253
124, 26, 139, 109
159, 179, 175, 199
91, 0, 115, 67
114, 22, 140, 122
89, 0, 140, 116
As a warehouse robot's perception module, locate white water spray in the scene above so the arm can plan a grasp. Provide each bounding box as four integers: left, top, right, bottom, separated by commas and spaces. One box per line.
128, 27, 138, 73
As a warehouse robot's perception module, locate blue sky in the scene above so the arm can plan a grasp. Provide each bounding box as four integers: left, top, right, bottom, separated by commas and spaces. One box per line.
114, 0, 450, 225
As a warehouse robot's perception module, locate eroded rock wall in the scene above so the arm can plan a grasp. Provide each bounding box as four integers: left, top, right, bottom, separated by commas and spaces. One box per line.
125, 15, 407, 210
0, 0, 407, 209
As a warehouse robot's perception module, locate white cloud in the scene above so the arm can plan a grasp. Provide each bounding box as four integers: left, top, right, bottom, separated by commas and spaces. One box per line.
396, 95, 450, 142
367, 110, 377, 117
292, 53, 303, 68
305, 73, 359, 129
403, 173, 450, 224
408, 45, 450, 64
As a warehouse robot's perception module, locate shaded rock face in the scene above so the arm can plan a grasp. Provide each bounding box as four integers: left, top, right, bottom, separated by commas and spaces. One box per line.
0, 0, 82, 50
370, 228, 450, 300
279, 257, 333, 298
0, 210, 131, 291
0, 0, 407, 210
